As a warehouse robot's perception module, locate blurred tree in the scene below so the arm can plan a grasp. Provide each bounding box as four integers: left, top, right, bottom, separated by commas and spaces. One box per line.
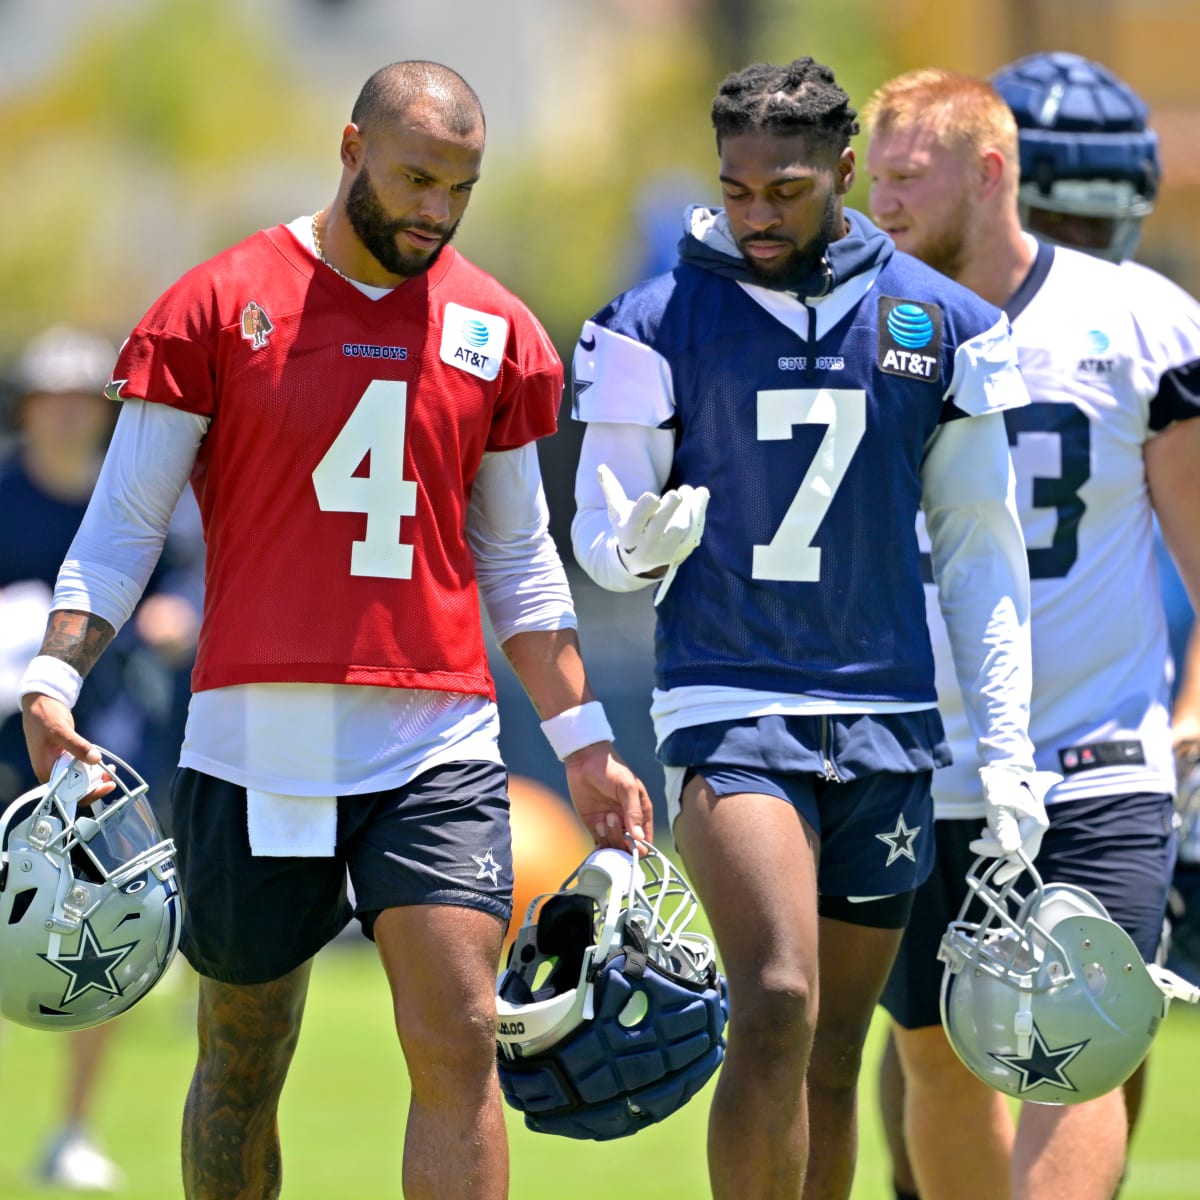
710, 0, 759, 72
0, 0, 896, 363
0, 0, 328, 358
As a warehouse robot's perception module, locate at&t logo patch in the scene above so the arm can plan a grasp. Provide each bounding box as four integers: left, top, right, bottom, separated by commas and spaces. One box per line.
878, 297, 942, 382
440, 302, 508, 381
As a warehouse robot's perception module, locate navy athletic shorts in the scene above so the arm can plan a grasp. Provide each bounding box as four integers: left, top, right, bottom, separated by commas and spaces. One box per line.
172, 760, 512, 985
661, 712, 946, 926
880, 790, 1177, 1030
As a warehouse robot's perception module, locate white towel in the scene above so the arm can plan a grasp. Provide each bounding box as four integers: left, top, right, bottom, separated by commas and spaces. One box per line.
246, 790, 337, 857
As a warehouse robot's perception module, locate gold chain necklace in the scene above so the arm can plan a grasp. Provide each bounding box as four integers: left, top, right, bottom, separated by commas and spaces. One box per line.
311, 210, 350, 281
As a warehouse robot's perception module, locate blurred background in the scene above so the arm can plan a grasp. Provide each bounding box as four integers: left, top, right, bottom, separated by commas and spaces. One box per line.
3, 0, 1197, 828
1, 4, 1198, 1197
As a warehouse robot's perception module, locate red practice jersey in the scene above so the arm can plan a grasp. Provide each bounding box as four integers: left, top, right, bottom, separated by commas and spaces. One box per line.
109, 227, 563, 698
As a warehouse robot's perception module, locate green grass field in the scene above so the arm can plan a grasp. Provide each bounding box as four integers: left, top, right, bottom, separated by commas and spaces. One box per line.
1, 943, 1198, 1199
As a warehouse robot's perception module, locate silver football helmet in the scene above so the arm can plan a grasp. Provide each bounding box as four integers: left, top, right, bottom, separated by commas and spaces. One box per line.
939, 855, 1198, 1104
0, 750, 182, 1031
496, 837, 727, 1140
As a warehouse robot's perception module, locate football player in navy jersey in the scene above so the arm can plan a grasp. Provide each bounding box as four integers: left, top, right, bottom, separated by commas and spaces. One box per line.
18, 62, 652, 1200
571, 57, 1044, 1200
865, 63, 1200, 1200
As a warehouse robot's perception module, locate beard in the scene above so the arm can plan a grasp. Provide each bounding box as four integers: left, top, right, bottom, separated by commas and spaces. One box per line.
738, 189, 844, 288
901, 191, 974, 281
345, 166, 459, 279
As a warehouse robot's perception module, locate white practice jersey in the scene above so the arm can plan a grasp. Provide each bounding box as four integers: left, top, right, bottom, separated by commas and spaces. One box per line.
927, 240, 1200, 817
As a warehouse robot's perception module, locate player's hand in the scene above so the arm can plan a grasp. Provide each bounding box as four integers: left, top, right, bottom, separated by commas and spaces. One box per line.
563, 741, 654, 852
597, 464, 709, 580
21, 692, 100, 784
971, 764, 1058, 884
48, 752, 114, 807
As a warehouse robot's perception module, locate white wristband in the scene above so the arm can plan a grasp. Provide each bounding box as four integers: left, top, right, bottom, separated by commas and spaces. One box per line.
540, 701, 615, 761
18, 655, 83, 709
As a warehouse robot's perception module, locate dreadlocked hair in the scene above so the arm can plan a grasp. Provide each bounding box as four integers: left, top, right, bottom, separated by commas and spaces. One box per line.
711, 57, 859, 154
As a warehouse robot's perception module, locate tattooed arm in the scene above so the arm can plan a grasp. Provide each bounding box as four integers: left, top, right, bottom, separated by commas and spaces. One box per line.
21, 610, 118, 778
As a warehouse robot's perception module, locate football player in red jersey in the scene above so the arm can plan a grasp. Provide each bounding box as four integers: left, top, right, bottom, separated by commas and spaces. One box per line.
18, 60, 652, 1200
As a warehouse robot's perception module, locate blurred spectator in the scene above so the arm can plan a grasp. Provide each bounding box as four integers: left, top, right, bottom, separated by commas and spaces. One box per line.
0, 325, 201, 1192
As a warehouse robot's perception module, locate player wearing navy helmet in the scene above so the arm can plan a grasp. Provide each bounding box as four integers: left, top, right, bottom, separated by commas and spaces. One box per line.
865, 64, 1200, 1200
992, 50, 1159, 263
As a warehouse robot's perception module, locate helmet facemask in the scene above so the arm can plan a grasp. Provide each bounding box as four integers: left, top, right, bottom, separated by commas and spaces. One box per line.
939, 855, 1197, 1104
496, 838, 727, 1139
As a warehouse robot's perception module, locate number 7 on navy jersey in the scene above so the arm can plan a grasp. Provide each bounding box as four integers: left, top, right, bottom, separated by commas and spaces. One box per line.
752, 388, 866, 582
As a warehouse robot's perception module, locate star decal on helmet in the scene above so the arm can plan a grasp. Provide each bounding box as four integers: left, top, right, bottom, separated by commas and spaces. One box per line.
472, 848, 502, 886
989, 1023, 1088, 1095
876, 813, 921, 866
40, 919, 137, 1006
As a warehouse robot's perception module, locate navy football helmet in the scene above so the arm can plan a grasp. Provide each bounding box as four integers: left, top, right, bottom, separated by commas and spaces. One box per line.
496, 838, 727, 1140
992, 51, 1159, 261
939, 855, 1198, 1104
0, 751, 181, 1031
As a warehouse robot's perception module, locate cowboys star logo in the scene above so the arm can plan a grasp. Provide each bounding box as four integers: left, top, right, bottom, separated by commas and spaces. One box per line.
876, 813, 921, 866
990, 1023, 1088, 1095
472, 849, 502, 886
40, 919, 137, 1006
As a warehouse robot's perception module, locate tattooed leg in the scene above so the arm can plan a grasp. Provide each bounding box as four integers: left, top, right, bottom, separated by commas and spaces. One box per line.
182, 965, 311, 1200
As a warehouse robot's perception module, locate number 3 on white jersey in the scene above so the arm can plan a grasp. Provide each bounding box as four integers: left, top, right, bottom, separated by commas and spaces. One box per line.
312, 379, 417, 578
752, 388, 866, 582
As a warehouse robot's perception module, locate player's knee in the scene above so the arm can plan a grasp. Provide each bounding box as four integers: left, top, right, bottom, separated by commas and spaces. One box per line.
728, 966, 816, 1062
401, 999, 498, 1091
895, 1026, 985, 1097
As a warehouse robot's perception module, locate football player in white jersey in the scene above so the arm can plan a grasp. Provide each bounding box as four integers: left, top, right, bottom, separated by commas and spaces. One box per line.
998, 37, 1200, 1145
864, 62, 1200, 1200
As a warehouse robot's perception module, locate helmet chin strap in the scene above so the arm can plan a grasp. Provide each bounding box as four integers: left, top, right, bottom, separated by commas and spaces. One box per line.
1013, 995, 1035, 1058
1147, 962, 1200, 1005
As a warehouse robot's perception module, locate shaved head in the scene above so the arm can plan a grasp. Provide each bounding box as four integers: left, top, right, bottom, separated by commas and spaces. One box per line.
351, 60, 485, 138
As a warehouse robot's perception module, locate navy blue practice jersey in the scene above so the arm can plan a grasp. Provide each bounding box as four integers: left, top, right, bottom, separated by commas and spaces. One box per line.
573, 209, 1025, 706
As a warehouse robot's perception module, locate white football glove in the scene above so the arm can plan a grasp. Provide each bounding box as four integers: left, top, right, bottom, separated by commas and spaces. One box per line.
597, 464, 709, 603
970, 764, 1059, 885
